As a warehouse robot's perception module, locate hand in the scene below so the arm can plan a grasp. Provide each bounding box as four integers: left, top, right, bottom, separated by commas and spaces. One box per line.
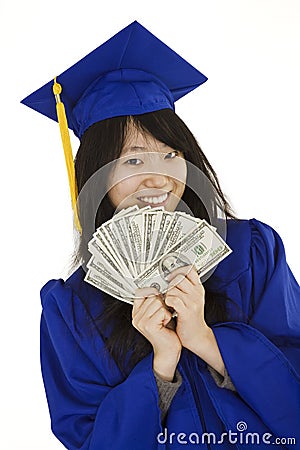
164, 265, 225, 376
132, 287, 182, 381
164, 265, 210, 353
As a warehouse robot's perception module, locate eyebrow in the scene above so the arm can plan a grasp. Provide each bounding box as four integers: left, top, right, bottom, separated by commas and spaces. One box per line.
123, 144, 168, 154
125, 146, 147, 152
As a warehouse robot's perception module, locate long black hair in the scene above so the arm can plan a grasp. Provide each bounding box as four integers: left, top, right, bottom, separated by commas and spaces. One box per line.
74, 109, 237, 375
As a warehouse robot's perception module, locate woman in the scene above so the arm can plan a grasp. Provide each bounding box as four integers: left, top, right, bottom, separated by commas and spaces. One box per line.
23, 21, 300, 449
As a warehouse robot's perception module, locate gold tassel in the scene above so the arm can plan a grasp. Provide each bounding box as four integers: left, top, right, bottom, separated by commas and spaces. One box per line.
53, 78, 82, 234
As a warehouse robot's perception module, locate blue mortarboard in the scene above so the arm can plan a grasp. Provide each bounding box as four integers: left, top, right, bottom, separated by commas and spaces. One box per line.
21, 21, 207, 233
21, 20, 207, 139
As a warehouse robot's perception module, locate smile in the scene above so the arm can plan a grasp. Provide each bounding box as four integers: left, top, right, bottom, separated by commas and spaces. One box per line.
138, 192, 170, 205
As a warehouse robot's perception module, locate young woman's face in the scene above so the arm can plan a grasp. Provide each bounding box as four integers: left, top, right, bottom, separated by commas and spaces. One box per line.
107, 124, 187, 211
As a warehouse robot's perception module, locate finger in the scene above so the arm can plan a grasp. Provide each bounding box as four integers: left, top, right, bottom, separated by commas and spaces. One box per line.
133, 293, 155, 315
164, 293, 186, 314
166, 273, 191, 294
134, 287, 160, 299
140, 296, 166, 320
165, 284, 189, 305
166, 264, 192, 282
132, 294, 163, 322
133, 303, 172, 332
132, 295, 158, 328
133, 288, 162, 315
150, 305, 173, 327
132, 296, 150, 321
184, 266, 202, 287
167, 265, 201, 287
166, 264, 198, 286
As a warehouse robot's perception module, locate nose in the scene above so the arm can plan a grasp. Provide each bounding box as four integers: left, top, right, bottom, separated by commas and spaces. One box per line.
142, 172, 170, 188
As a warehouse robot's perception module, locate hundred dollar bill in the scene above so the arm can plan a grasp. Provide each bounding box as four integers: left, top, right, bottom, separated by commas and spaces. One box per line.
164, 212, 199, 252
135, 220, 232, 293
84, 269, 134, 304
153, 211, 200, 262
90, 228, 133, 279
149, 211, 174, 262
151, 212, 178, 261
99, 215, 136, 277
120, 207, 157, 276
142, 207, 164, 269
92, 205, 151, 279
146, 210, 164, 263
87, 255, 136, 293
124, 208, 148, 274
88, 236, 130, 279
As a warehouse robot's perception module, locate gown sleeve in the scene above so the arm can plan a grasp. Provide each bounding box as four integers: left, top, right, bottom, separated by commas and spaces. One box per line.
211, 218, 300, 444
40, 280, 162, 450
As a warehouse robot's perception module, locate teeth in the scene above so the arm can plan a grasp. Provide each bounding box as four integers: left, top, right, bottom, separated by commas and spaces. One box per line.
139, 193, 168, 204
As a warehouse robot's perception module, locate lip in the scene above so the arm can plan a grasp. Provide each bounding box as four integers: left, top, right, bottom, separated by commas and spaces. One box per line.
137, 191, 171, 207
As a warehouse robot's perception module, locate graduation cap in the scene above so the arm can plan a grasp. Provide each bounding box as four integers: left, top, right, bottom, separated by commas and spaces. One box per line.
21, 20, 207, 233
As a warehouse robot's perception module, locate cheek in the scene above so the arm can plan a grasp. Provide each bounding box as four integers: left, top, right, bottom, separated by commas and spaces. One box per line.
167, 157, 187, 184
108, 177, 140, 205
178, 179, 186, 192
174, 173, 187, 196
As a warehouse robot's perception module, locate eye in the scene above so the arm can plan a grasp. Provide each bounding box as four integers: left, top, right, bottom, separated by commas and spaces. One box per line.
165, 150, 180, 159
123, 158, 143, 166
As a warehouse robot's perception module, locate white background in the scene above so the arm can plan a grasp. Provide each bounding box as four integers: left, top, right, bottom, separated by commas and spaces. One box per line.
1, 0, 299, 448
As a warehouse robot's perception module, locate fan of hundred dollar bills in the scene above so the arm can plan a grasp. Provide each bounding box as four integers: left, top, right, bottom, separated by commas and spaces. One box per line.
84, 206, 232, 304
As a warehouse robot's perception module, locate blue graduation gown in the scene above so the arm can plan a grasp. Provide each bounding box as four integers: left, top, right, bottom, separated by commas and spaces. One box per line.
40, 218, 300, 449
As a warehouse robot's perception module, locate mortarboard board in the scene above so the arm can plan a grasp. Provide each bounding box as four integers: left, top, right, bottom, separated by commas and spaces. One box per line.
21, 20, 207, 138
21, 20, 207, 232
